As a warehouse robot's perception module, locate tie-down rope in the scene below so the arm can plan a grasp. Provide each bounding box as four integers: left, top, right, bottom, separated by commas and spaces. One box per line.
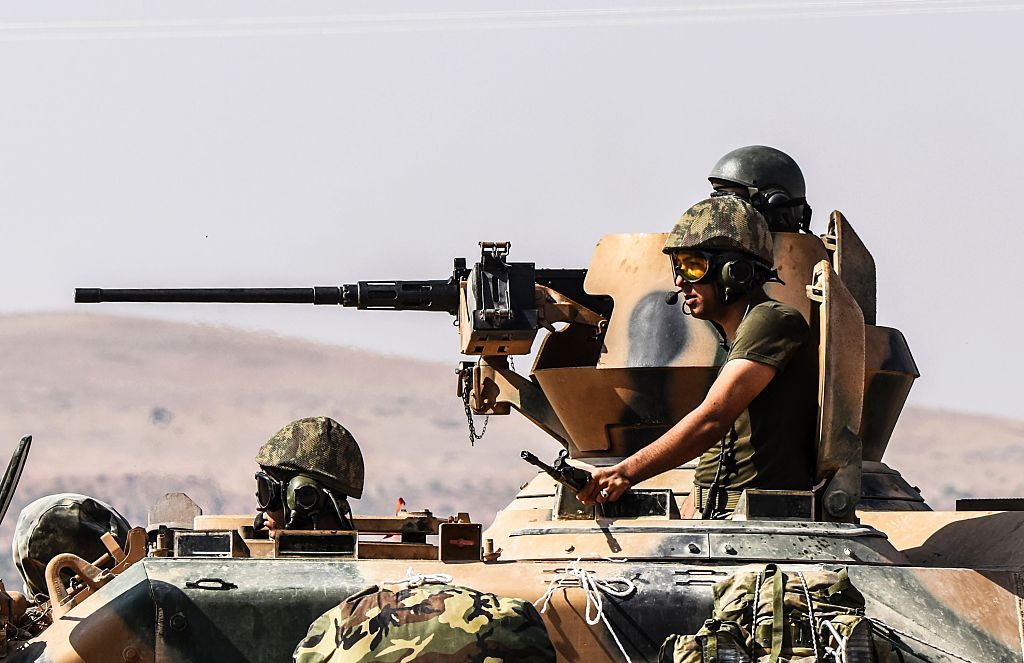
534, 557, 637, 663
381, 567, 454, 588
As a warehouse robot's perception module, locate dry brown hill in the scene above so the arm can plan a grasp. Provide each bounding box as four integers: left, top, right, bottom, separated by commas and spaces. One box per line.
0, 312, 553, 585
0, 312, 1020, 586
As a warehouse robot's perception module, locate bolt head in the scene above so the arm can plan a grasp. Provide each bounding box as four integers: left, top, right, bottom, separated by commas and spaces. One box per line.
825, 490, 853, 517
169, 612, 187, 631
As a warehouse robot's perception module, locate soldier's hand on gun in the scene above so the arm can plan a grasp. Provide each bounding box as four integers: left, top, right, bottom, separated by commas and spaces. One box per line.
577, 466, 631, 505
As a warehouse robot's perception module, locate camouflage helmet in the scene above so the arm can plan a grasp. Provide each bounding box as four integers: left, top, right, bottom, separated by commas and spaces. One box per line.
255, 416, 364, 499
663, 195, 774, 266
12, 493, 131, 598
293, 582, 556, 662
708, 145, 806, 198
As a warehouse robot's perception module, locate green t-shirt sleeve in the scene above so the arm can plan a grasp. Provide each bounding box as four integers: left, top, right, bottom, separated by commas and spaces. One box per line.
728, 303, 810, 371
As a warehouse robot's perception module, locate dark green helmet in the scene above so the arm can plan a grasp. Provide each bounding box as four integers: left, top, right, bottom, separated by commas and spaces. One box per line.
12, 493, 131, 598
708, 145, 806, 198
255, 417, 364, 499
663, 196, 774, 266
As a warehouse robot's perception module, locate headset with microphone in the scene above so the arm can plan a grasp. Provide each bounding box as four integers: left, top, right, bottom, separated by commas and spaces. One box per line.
666, 251, 782, 311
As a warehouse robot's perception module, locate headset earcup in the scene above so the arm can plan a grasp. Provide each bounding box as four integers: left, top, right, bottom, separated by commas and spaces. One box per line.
718, 260, 755, 304
721, 261, 754, 289
765, 190, 791, 207
801, 201, 813, 230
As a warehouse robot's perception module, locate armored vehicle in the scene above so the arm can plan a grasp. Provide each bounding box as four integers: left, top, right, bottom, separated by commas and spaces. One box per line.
6, 213, 1024, 662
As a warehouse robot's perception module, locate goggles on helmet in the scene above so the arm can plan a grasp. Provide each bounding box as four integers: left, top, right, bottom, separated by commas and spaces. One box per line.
255, 471, 356, 531
669, 250, 713, 283
255, 471, 284, 511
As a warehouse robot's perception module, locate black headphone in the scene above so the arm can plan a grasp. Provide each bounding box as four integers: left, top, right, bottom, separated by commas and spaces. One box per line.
750, 187, 813, 233
749, 186, 789, 209
716, 255, 780, 304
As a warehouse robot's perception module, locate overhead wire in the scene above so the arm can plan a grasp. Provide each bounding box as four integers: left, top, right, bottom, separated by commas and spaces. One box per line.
0, 0, 1023, 41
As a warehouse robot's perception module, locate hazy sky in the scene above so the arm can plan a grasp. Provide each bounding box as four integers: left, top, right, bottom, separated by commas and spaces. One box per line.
2, 1, 1023, 416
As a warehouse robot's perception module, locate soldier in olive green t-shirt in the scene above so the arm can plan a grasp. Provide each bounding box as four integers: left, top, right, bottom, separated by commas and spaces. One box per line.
577, 195, 818, 518
694, 300, 818, 501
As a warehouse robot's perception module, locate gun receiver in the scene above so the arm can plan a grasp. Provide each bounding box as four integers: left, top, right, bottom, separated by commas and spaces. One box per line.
520, 450, 591, 493
75, 242, 611, 357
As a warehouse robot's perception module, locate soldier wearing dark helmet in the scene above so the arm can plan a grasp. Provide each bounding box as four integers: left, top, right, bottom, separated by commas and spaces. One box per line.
708, 145, 813, 233
254, 416, 364, 531
578, 196, 818, 517
12, 493, 132, 599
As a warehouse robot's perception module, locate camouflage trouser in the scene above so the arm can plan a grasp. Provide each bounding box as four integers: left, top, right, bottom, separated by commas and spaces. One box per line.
293, 582, 556, 663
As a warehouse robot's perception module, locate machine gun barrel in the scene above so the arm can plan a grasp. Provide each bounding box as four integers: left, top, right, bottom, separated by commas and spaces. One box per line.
75, 280, 460, 313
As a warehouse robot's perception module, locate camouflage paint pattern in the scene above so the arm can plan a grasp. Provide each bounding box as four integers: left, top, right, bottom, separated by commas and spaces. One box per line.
255, 416, 365, 498
546, 231, 917, 476
584, 233, 723, 371
662, 196, 774, 266
292, 582, 555, 663
15, 551, 1024, 662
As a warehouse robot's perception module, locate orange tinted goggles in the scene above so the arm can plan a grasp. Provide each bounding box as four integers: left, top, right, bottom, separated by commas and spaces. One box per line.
669, 250, 712, 283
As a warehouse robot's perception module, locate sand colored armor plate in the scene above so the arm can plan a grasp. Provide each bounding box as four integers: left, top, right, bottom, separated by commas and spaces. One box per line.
585, 233, 828, 370
808, 260, 866, 519
584, 233, 723, 369
825, 210, 877, 325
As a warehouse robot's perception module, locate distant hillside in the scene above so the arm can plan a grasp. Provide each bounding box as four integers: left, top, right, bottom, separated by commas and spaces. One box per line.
0, 312, 1020, 587
0, 312, 551, 587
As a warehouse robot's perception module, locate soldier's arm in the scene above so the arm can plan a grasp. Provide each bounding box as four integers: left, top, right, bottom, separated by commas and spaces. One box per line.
578, 358, 776, 504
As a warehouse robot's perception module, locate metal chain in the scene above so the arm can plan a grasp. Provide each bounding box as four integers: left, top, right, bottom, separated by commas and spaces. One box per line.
460, 369, 488, 446
457, 355, 517, 446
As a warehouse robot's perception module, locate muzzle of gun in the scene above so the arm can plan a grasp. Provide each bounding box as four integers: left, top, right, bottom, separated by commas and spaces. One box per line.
520, 450, 591, 493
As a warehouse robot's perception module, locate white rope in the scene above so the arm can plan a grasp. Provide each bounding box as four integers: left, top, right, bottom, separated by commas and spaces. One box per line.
381, 566, 454, 588
822, 620, 848, 663
534, 558, 637, 663
753, 569, 763, 628
797, 572, 821, 661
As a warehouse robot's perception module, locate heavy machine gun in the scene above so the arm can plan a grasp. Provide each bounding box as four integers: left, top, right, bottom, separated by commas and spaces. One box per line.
75, 224, 921, 524
76, 241, 611, 357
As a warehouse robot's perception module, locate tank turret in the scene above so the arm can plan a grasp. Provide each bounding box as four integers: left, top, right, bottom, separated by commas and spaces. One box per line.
9, 213, 1023, 663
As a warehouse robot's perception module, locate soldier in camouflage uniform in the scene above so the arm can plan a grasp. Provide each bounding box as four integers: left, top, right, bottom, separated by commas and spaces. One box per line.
254, 416, 364, 531
708, 145, 813, 233
293, 581, 556, 662
578, 196, 818, 517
